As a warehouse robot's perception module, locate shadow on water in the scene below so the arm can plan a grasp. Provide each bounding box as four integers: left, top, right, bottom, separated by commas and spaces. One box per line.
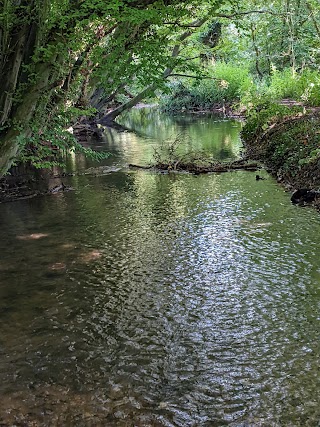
0, 109, 320, 426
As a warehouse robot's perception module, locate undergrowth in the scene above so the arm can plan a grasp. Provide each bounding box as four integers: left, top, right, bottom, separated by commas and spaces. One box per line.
241, 102, 320, 187
160, 62, 252, 113
160, 63, 320, 114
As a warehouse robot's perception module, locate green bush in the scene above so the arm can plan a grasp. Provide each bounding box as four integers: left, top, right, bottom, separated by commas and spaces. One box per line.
210, 61, 252, 101
240, 101, 320, 183
160, 62, 252, 112
265, 118, 320, 175
240, 68, 320, 118
268, 68, 320, 106
241, 102, 303, 144
160, 64, 320, 114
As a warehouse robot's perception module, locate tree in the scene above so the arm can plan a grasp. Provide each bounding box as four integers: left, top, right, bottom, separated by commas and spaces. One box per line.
0, 0, 202, 176
217, 0, 320, 75
5, 0, 318, 178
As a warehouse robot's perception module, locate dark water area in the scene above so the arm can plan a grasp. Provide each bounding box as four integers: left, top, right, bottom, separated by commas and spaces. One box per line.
0, 110, 320, 426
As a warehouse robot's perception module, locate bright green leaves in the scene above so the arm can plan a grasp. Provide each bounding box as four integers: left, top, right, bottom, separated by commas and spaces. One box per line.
17, 105, 109, 169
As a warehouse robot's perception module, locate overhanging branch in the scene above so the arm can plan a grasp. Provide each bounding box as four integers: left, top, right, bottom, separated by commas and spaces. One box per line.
167, 73, 219, 80
215, 9, 284, 19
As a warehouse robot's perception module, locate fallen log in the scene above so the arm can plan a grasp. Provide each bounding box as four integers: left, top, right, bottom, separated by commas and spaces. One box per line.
128, 160, 259, 174
128, 164, 153, 169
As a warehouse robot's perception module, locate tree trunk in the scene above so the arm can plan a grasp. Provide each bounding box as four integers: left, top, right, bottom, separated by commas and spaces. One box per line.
99, 84, 156, 123
0, 0, 204, 176
306, 2, 320, 38
99, 18, 207, 123
0, 62, 52, 174
250, 23, 263, 78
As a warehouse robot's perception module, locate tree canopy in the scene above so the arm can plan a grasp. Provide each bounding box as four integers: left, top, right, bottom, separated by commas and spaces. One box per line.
1, 0, 320, 176
0, 0, 221, 174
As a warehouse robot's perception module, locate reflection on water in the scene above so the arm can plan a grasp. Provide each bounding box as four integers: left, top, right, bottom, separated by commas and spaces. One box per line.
0, 110, 320, 426
66, 109, 242, 172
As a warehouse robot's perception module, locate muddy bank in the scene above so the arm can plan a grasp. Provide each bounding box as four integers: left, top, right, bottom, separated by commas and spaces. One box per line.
0, 165, 52, 203
0, 164, 75, 203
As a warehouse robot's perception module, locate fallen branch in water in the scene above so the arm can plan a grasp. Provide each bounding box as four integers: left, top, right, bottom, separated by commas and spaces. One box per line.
129, 159, 259, 174
128, 164, 153, 169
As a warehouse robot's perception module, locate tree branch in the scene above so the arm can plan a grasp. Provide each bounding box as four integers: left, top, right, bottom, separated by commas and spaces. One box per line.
163, 21, 208, 28
215, 9, 284, 19
306, 2, 320, 39
164, 9, 283, 26
167, 73, 218, 80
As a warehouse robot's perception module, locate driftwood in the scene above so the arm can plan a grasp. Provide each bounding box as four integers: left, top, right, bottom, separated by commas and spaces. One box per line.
49, 183, 74, 193
128, 164, 153, 169
128, 159, 259, 174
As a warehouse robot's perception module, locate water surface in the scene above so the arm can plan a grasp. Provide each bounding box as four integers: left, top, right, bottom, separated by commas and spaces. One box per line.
0, 110, 319, 426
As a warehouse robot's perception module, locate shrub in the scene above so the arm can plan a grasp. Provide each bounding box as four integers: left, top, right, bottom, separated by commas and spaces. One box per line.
160, 62, 252, 112
241, 102, 303, 145
268, 68, 320, 106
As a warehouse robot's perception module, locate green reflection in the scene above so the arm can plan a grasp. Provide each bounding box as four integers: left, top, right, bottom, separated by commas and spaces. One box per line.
65, 108, 243, 173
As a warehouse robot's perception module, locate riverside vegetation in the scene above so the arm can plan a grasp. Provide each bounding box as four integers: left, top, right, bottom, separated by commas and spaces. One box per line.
159, 71, 320, 209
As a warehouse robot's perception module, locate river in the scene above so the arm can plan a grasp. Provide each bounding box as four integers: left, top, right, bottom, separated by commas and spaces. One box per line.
0, 109, 319, 426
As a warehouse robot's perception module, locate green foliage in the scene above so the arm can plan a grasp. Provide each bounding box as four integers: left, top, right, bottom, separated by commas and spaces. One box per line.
157, 1, 320, 117
265, 118, 320, 175
199, 21, 221, 48
160, 62, 252, 112
3, 0, 221, 175
241, 100, 320, 185
17, 106, 109, 169
210, 61, 252, 99
2, 0, 320, 176
239, 68, 320, 119
241, 102, 304, 144
215, 0, 320, 75
267, 68, 320, 106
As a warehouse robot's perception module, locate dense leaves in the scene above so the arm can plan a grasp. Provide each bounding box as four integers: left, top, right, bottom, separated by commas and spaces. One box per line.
0, 0, 215, 174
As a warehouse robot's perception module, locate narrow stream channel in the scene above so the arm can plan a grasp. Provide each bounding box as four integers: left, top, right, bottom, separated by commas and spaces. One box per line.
0, 109, 319, 426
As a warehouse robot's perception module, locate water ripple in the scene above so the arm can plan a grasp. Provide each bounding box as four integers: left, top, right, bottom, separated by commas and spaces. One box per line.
0, 169, 320, 425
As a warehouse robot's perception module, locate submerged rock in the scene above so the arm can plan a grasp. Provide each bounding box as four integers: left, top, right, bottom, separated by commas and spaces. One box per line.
291, 188, 320, 204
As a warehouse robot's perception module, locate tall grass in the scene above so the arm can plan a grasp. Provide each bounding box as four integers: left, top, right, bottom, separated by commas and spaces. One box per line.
267, 68, 320, 105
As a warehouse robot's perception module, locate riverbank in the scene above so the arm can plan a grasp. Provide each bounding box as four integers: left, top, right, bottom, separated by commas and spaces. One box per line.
0, 166, 50, 203
241, 105, 320, 209
160, 100, 245, 120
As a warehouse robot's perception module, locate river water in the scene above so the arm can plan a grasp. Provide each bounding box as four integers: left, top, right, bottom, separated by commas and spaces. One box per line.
0, 109, 320, 426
